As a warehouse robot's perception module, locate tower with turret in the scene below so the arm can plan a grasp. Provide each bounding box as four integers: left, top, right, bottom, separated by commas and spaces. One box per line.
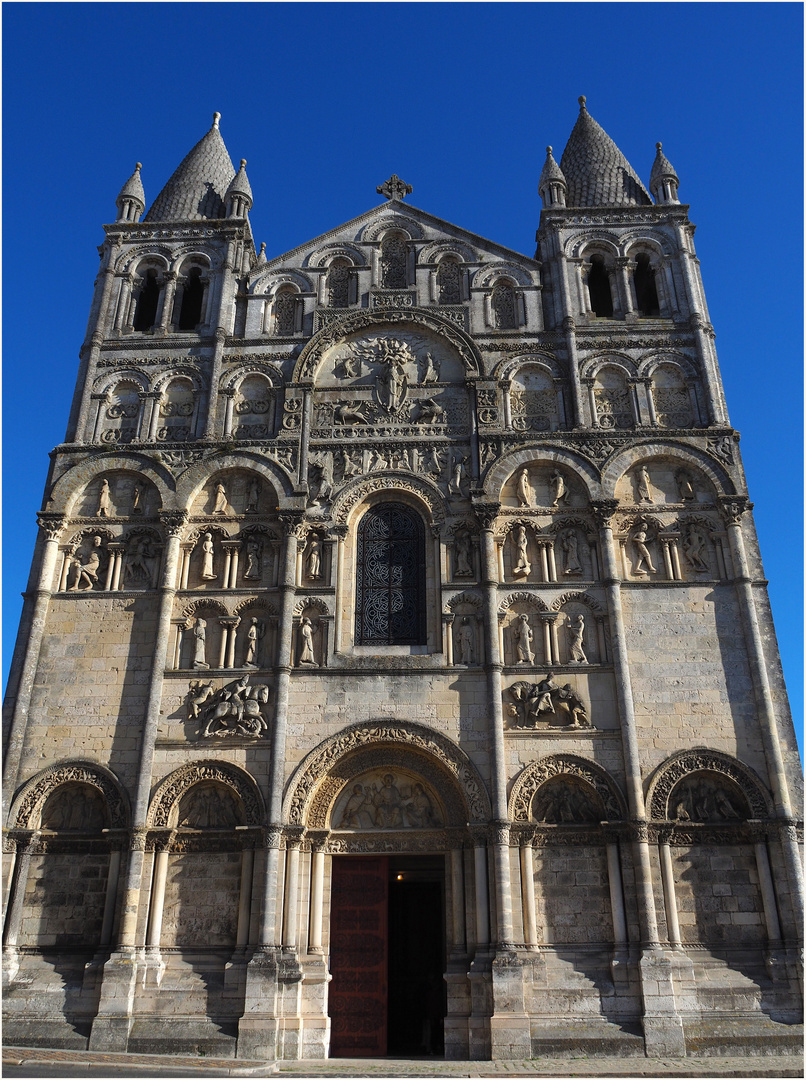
3, 101, 801, 1063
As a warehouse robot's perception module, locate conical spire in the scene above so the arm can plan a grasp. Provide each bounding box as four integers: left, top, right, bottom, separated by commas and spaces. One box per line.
225, 158, 253, 217
538, 146, 567, 208
255, 242, 267, 266
144, 112, 236, 222
559, 96, 651, 208
116, 162, 145, 222
649, 142, 680, 204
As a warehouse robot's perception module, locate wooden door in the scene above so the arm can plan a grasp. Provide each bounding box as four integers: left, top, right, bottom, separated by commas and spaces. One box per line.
328, 856, 388, 1057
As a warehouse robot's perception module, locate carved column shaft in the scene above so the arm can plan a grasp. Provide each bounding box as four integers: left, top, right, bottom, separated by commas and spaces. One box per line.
754, 841, 782, 945
562, 314, 584, 428
146, 849, 169, 948
473, 844, 490, 947
450, 848, 466, 957
282, 843, 300, 950
71, 244, 120, 443
2, 845, 32, 948
3, 527, 63, 816
100, 849, 122, 947
203, 244, 237, 438
520, 843, 537, 947
308, 849, 325, 954
606, 842, 628, 946
658, 842, 681, 946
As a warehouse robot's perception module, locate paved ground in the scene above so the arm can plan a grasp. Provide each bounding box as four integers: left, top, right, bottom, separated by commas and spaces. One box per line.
3, 1047, 804, 1080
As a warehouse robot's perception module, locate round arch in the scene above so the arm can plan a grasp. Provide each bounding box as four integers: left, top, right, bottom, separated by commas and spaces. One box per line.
509, 753, 627, 822
646, 748, 772, 821
53, 453, 174, 517
147, 760, 264, 828
10, 760, 129, 831
483, 445, 601, 503
600, 440, 735, 499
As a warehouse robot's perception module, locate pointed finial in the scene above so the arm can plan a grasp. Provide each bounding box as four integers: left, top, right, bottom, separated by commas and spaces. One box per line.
212, 112, 221, 128
240, 159, 247, 168
546, 146, 553, 155
260, 242, 266, 253
135, 162, 142, 171
579, 95, 587, 110
656, 142, 662, 151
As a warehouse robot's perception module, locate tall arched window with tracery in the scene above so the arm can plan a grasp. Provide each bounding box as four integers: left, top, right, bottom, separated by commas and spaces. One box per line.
327, 259, 351, 308
380, 234, 408, 289
355, 503, 426, 646
436, 259, 461, 304
274, 287, 298, 336
491, 281, 517, 329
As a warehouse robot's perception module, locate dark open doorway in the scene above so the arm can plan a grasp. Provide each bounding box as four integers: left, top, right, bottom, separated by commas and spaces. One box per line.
328, 854, 446, 1058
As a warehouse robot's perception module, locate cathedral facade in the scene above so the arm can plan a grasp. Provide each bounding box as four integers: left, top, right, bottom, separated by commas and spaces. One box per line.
3, 101, 802, 1061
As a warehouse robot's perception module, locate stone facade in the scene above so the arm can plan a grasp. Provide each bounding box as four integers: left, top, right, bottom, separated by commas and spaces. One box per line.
3, 102, 803, 1060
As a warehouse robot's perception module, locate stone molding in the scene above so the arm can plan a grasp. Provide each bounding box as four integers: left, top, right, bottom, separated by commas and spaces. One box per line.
508, 752, 627, 822
645, 747, 772, 821
11, 760, 129, 831
147, 760, 264, 827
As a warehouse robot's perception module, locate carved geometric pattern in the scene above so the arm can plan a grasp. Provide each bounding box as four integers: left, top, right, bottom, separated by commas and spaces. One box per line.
445, 590, 483, 614
147, 760, 264, 827
509, 754, 626, 822
331, 473, 446, 528
551, 591, 603, 612
646, 748, 771, 821
13, 761, 128, 830
285, 721, 491, 827
293, 595, 331, 617
499, 592, 550, 614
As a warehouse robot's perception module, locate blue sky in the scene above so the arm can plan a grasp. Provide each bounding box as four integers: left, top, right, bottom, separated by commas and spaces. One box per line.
3, 3, 802, 751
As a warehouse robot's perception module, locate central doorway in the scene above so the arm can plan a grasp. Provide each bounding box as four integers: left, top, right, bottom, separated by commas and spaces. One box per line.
328, 855, 446, 1058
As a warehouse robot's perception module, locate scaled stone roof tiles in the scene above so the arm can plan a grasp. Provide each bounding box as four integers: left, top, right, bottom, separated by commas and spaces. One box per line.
145, 114, 235, 222
560, 98, 651, 208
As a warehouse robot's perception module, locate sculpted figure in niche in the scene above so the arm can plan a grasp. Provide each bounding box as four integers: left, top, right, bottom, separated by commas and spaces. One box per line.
534, 782, 599, 824
447, 453, 467, 498
131, 480, 145, 515
193, 618, 209, 669
299, 617, 318, 666
549, 470, 568, 507
243, 536, 262, 580
454, 530, 473, 577
179, 786, 240, 829
562, 529, 582, 575
244, 618, 265, 668
421, 352, 440, 384
69, 535, 103, 591
200, 674, 270, 737
41, 787, 105, 832
683, 525, 709, 572
567, 614, 588, 663
513, 613, 534, 664
512, 525, 531, 578
246, 477, 260, 513
373, 774, 403, 827
213, 482, 230, 514
200, 532, 217, 580
423, 447, 444, 477
672, 777, 744, 823
340, 449, 363, 477
125, 535, 157, 588
516, 467, 534, 508
417, 397, 445, 424
635, 466, 654, 503
675, 469, 695, 501
377, 359, 408, 415
306, 536, 323, 580
632, 523, 657, 574
97, 479, 111, 517
457, 617, 475, 664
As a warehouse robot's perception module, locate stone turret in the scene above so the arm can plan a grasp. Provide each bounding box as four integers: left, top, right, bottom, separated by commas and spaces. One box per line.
226, 159, 253, 218
560, 96, 651, 208
115, 162, 145, 223
649, 142, 680, 205
538, 146, 567, 208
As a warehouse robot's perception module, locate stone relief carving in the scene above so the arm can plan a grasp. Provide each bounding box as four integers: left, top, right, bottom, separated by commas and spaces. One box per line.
567, 615, 588, 663
124, 534, 159, 588
513, 613, 534, 663
243, 535, 263, 580
177, 783, 245, 828
453, 529, 473, 578
68, 535, 104, 591
39, 784, 108, 832
512, 525, 531, 578
333, 772, 442, 830
447, 451, 468, 498
305, 536, 323, 580
682, 524, 709, 572
186, 674, 271, 738
456, 617, 475, 664
97, 479, 112, 517
669, 776, 747, 824
675, 469, 695, 501
14, 763, 127, 831
308, 452, 334, 506
244, 617, 265, 668
506, 676, 590, 730
707, 435, 734, 465
149, 762, 262, 828
516, 467, 535, 508
199, 533, 217, 581
647, 750, 770, 821
212, 482, 231, 515
298, 617, 319, 667
510, 754, 624, 823
631, 519, 657, 575
532, 779, 604, 824
192, 618, 209, 668
561, 529, 583, 575
634, 465, 654, 503
549, 470, 568, 507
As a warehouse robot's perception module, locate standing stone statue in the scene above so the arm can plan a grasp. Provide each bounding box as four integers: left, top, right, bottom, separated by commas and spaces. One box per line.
244, 618, 264, 668
97, 479, 111, 517
635, 466, 654, 503
306, 537, 322, 580
512, 525, 531, 578
447, 453, 467, 498
213, 482, 229, 514
562, 529, 582, 575
513, 613, 534, 664
457, 617, 475, 664
516, 467, 534, 508
549, 470, 567, 507
193, 618, 209, 669
675, 469, 695, 501
299, 617, 318, 666
131, 480, 145, 515
421, 352, 440, 384
243, 536, 262, 580
632, 524, 657, 574
69, 535, 103, 591
200, 532, 216, 580
683, 525, 709, 571
567, 615, 588, 663
246, 477, 260, 513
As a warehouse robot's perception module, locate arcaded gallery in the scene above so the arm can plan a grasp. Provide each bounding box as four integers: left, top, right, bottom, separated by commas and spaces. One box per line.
2, 101, 802, 1061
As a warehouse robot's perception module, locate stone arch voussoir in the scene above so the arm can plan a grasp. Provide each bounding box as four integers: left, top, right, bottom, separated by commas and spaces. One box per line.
646, 748, 772, 821
509, 753, 627, 822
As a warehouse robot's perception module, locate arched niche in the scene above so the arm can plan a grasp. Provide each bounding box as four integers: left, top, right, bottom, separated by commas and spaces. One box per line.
509, 754, 626, 823
147, 761, 264, 829
646, 749, 771, 822
70, 469, 163, 520
612, 454, 720, 507
186, 468, 280, 519
11, 761, 129, 832
284, 721, 491, 828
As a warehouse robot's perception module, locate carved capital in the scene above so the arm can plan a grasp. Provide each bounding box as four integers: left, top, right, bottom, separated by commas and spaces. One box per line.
473, 502, 501, 531
159, 510, 188, 538
717, 495, 751, 526
590, 499, 620, 529
37, 513, 66, 542
279, 512, 306, 539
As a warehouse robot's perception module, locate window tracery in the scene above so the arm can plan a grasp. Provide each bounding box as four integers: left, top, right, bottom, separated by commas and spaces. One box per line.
355, 503, 426, 646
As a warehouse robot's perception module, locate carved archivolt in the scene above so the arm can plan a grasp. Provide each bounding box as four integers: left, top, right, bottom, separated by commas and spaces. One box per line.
580, 353, 637, 380
284, 721, 491, 827
445, 591, 483, 614
293, 595, 331, 617
600, 441, 734, 500
419, 239, 477, 264
331, 473, 446, 528
220, 364, 284, 392
495, 353, 564, 381
308, 242, 367, 268
484, 447, 599, 504
646, 748, 771, 821
551, 591, 603, 613
249, 268, 313, 296
147, 761, 263, 827
361, 214, 425, 242
499, 592, 549, 614
509, 754, 626, 822
472, 263, 535, 289
12, 761, 129, 831
234, 596, 279, 617
294, 308, 481, 382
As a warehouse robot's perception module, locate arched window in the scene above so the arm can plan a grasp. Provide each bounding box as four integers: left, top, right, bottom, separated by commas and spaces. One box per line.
436, 259, 461, 304
133, 268, 160, 331
634, 253, 660, 317
491, 281, 517, 329
380, 234, 407, 289
275, 287, 297, 335
355, 503, 426, 646
587, 256, 613, 317
177, 267, 204, 330
327, 259, 351, 307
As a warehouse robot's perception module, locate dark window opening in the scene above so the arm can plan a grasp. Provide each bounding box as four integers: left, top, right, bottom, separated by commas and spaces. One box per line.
587, 257, 613, 317
634, 253, 660, 317
355, 503, 426, 646
380, 235, 407, 289
328, 259, 350, 308
491, 282, 517, 329
275, 290, 297, 335
178, 268, 204, 330
133, 269, 160, 331
437, 260, 461, 305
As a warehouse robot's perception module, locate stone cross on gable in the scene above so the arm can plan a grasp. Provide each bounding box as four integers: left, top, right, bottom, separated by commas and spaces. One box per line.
376, 174, 413, 201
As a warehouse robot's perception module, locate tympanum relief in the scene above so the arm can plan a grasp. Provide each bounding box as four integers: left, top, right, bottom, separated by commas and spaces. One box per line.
669, 775, 748, 823
332, 771, 442, 830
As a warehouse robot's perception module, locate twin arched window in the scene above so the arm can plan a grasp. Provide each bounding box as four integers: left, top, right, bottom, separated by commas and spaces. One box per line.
355, 504, 426, 646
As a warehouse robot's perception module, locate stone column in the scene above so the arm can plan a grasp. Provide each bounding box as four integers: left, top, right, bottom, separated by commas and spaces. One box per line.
3, 515, 65, 816
88, 511, 186, 1052
444, 613, 455, 666
145, 847, 170, 950
69, 239, 121, 443
591, 500, 685, 1057
308, 843, 326, 955
658, 840, 681, 946
156, 272, 177, 334
519, 841, 537, 947
476, 506, 514, 948
203, 240, 238, 439
720, 498, 803, 934
282, 836, 302, 950
473, 839, 490, 948
562, 317, 584, 428
606, 841, 628, 946
100, 849, 122, 948
450, 847, 467, 958
753, 838, 782, 945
